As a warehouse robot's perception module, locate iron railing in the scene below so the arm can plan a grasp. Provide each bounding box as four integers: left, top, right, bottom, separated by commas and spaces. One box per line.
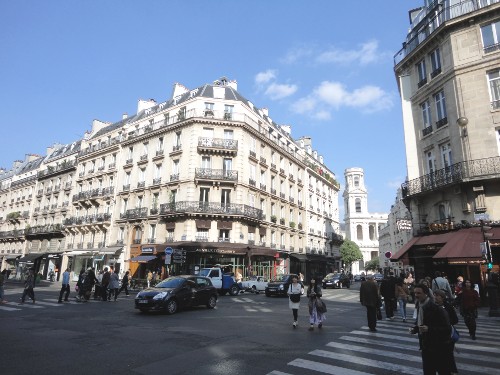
402, 156, 500, 198
197, 137, 238, 151
159, 201, 263, 220
195, 168, 238, 181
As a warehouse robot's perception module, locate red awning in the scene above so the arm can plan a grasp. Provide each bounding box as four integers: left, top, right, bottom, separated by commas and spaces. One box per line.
391, 236, 420, 261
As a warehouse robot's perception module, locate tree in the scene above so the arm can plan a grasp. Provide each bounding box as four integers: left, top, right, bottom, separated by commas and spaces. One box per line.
365, 258, 379, 272
339, 240, 363, 270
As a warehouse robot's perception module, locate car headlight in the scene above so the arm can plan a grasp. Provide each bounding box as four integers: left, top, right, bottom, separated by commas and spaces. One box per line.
153, 291, 169, 300
278, 284, 284, 290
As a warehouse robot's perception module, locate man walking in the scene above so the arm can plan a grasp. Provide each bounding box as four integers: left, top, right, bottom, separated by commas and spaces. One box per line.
431, 271, 453, 301
380, 272, 397, 320
58, 268, 71, 303
20, 268, 36, 304
410, 283, 453, 374
0, 269, 8, 303
101, 267, 111, 302
360, 275, 380, 332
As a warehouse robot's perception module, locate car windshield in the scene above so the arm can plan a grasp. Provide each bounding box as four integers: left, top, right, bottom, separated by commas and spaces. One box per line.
325, 273, 339, 278
155, 277, 185, 289
272, 275, 291, 282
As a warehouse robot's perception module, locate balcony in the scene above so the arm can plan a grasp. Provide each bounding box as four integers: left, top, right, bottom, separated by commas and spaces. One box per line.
249, 178, 256, 186
249, 150, 257, 159
73, 187, 115, 202
159, 201, 263, 220
125, 159, 133, 165
172, 145, 182, 153
196, 236, 209, 242
197, 137, 238, 155
37, 160, 77, 179
133, 239, 141, 244
139, 154, 148, 162
259, 156, 267, 166
289, 197, 294, 203
218, 237, 231, 242
170, 173, 179, 182
195, 168, 238, 183
417, 78, 427, 88
402, 156, 500, 198
165, 237, 174, 243
147, 238, 156, 244
298, 200, 302, 207
137, 181, 146, 189
108, 162, 116, 169
120, 207, 148, 220
153, 177, 162, 185
122, 184, 130, 192
260, 183, 266, 191
422, 125, 433, 137
155, 149, 164, 157
150, 208, 159, 215
0, 229, 25, 239
271, 188, 277, 195
78, 137, 120, 157
289, 174, 295, 182
279, 192, 285, 199
270, 163, 277, 171
430, 67, 441, 79
270, 243, 276, 249
436, 117, 448, 129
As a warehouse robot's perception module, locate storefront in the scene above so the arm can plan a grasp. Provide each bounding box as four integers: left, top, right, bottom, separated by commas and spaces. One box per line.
289, 253, 328, 283
1, 254, 20, 279
65, 246, 123, 281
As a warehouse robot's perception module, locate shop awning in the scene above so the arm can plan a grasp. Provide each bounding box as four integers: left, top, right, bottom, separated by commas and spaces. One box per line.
391, 237, 420, 261
433, 228, 485, 259
17, 253, 46, 263
290, 253, 308, 261
2, 254, 21, 260
129, 255, 157, 263
99, 246, 123, 255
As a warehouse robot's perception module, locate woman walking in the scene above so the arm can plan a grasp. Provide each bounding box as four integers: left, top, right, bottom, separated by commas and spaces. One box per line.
108, 269, 120, 301
433, 289, 458, 375
307, 278, 326, 331
117, 270, 130, 297
287, 276, 302, 328
461, 279, 480, 340
395, 277, 410, 322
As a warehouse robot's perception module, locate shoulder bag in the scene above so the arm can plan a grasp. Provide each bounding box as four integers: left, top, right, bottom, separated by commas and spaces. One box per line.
289, 285, 300, 303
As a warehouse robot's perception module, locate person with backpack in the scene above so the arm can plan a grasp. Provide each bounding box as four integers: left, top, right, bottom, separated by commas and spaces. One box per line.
431, 271, 453, 301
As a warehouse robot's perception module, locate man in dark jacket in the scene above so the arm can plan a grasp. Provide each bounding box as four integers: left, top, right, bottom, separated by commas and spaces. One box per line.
411, 283, 453, 375
360, 275, 380, 332
380, 272, 397, 320
101, 267, 111, 302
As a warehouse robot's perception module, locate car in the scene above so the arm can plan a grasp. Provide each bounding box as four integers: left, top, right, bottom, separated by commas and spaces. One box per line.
240, 276, 269, 293
373, 273, 384, 282
322, 273, 351, 289
353, 274, 365, 282
134, 275, 218, 314
265, 274, 303, 297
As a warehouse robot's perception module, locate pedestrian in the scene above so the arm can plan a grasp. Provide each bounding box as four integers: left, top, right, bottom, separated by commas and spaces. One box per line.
395, 277, 410, 322
108, 268, 120, 301
75, 269, 87, 302
360, 274, 380, 332
431, 271, 453, 301
147, 270, 152, 288
94, 270, 103, 300
0, 269, 8, 304
117, 270, 130, 297
287, 275, 302, 328
58, 268, 71, 303
410, 283, 454, 375
380, 272, 396, 320
306, 278, 326, 331
299, 272, 304, 283
404, 271, 415, 302
453, 275, 464, 308
460, 279, 480, 340
433, 289, 458, 375
101, 267, 111, 302
20, 268, 36, 304
83, 267, 98, 301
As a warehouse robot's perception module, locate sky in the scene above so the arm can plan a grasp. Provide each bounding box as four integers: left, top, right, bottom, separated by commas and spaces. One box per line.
0, 0, 423, 220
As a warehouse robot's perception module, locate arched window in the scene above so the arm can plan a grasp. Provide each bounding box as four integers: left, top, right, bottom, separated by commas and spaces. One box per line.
355, 198, 361, 213
369, 225, 375, 240
357, 225, 363, 240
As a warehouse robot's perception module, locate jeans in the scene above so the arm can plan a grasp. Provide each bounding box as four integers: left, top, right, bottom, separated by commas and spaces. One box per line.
58, 284, 70, 302
398, 297, 407, 319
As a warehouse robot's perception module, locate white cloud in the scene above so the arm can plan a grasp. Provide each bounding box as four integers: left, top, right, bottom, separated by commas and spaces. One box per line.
255, 70, 276, 85
265, 82, 298, 100
281, 46, 313, 64
292, 80, 393, 119
316, 40, 382, 66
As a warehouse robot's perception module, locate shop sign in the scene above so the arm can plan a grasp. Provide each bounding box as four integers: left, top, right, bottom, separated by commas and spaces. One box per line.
142, 247, 154, 253
195, 248, 236, 254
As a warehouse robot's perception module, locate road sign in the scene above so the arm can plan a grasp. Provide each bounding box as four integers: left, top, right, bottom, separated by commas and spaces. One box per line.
165, 247, 173, 255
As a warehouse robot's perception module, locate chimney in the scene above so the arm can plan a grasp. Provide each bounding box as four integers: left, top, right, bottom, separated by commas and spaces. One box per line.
137, 99, 156, 114
301, 136, 312, 147
280, 125, 291, 135
261, 108, 269, 117
227, 79, 238, 91
91, 119, 110, 135
171, 83, 189, 100
122, 113, 128, 120
12, 160, 23, 169
26, 154, 39, 162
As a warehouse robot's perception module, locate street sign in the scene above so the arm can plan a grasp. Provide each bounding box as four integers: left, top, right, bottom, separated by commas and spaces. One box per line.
165, 247, 173, 255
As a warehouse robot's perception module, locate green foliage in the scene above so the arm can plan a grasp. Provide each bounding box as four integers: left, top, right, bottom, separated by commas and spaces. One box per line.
339, 240, 363, 267
365, 258, 379, 272
289, 221, 296, 228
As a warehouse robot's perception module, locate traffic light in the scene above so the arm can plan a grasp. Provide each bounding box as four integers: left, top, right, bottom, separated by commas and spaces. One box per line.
488, 262, 493, 270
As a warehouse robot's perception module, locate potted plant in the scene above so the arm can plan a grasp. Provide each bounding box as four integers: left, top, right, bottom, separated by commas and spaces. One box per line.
270, 215, 277, 223
279, 218, 285, 225
289, 221, 296, 229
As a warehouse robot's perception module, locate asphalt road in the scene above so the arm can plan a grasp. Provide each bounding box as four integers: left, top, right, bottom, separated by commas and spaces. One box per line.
1, 281, 499, 375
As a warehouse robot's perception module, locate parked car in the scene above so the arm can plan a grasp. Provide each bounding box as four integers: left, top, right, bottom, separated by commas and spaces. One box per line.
354, 274, 366, 282
265, 274, 303, 297
373, 273, 384, 282
241, 276, 268, 293
134, 275, 218, 314
322, 273, 350, 289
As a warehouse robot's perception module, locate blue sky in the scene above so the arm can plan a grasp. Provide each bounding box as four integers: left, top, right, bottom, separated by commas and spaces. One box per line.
0, 0, 423, 219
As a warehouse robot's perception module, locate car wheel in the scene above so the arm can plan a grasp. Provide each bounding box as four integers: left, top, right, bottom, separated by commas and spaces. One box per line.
251, 285, 257, 293
166, 299, 178, 315
229, 285, 239, 296
265, 291, 271, 297
206, 295, 217, 309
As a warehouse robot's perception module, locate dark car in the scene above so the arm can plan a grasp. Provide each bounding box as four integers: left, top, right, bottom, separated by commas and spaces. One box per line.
134, 275, 218, 314
322, 273, 350, 289
265, 274, 303, 297
373, 273, 384, 282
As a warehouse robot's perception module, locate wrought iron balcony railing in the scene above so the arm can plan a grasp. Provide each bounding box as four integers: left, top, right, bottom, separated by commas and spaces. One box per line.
159, 201, 263, 220
195, 168, 238, 182
197, 137, 238, 151
120, 207, 148, 220
402, 156, 500, 198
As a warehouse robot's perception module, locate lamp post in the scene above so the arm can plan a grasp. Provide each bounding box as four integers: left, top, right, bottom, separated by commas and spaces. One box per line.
481, 220, 500, 316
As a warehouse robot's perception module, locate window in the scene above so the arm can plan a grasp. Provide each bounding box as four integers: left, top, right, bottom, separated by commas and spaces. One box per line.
221, 189, 231, 206
201, 156, 211, 169
426, 151, 436, 175
421, 100, 432, 130
496, 128, 500, 155
434, 90, 447, 126
223, 158, 232, 175
154, 164, 162, 178
174, 132, 181, 147
139, 168, 145, 183
142, 142, 148, 156
354, 176, 359, 187
172, 160, 179, 174
152, 193, 159, 209
416, 59, 427, 87
136, 196, 143, 209
158, 137, 164, 151
219, 229, 230, 241
250, 136, 256, 152
260, 170, 266, 185
369, 225, 375, 241
355, 198, 361, 213
224, 105, 234, 120
440, 142, 452, 168
128, 147, 133, 159
488, 70, 500, 110
356, 225, 363, 240
250, 164, 256, 180
481, 20, 500, 53
197, 228, 209, 240
429, 48, 441, 77
200, 188, 210, 203
149, 225, 156, 241
249, 193, 255, 207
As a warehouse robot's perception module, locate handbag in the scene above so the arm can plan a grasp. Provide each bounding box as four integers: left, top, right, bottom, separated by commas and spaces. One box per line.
289, 294, 300, 303
451, 325, 460, 343
315, 297, 327, 313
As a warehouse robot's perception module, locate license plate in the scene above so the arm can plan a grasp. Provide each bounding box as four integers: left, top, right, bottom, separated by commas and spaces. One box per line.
268, 288, 276, 291
138, 300, 148, 304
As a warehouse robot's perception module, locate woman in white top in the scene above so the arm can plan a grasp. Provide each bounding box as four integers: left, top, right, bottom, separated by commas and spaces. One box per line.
288, 276, 302, 328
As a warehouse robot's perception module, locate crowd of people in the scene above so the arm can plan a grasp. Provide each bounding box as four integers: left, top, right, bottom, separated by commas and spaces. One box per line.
359, 270, 482, 375
72, 266, 132, 302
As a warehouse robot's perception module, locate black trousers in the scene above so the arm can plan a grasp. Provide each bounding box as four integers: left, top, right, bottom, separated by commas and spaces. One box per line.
117, 283, 129, 296
21, 287, 35, 302
421, 347, 452, 375
58, 284, 70, 301
366, 305, 377, 330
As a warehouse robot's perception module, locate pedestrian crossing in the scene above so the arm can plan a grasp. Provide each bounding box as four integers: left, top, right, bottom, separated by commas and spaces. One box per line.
267, 319, 500, 375
0, 297, 123, 312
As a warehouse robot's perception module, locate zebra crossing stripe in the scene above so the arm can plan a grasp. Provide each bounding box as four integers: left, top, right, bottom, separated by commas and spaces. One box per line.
267, 371, 293, 375
13, 303, 43, 309
309, 349, 418, 374
288, 358, 374, 375
351, 330, 417, 342
36, 300, 63, 307
0, 305, 21, 311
